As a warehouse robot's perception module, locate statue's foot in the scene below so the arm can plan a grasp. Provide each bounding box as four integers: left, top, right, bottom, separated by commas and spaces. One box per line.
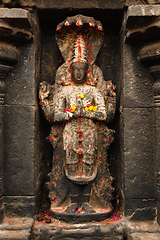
82, 203, 96, 214
65, 203, 78, 213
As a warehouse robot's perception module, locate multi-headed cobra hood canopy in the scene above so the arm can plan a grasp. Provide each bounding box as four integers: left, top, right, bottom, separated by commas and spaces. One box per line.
55, 14, 104, 65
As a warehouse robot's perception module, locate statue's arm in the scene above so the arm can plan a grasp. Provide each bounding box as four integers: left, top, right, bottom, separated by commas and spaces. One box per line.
105, 81, 116, 123
54, 89, 70, 122
39, 81, 55, 123
84, 89, 107, 121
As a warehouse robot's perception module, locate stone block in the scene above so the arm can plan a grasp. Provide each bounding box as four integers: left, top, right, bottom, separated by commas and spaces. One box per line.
5, 43, 35, 106
125, 199, 156, 221
123, 44, 153, 108
123, 108, 156, 199
0, 230, 31, 240
3, 196, 34, 218
129, 233, 160, 240
3, 105, 35, 196
34, 0, 124, 9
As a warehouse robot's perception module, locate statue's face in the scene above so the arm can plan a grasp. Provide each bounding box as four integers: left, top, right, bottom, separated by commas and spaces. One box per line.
71, 63, 88, 84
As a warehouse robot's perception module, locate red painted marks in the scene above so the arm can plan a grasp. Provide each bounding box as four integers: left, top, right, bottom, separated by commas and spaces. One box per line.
100, 179, 103, 183
77, 21, 80, 26
84, 38, 87, 42
98, 123, 101, 128
99, 157, 102, 162
69, 80, 71, 83
108, 83, 111, 86
70, 29, 73, 33
65, 22, 69, 26
69, 167, 72, 170
56, 126, 59, 129
52, 179, 55, 182
79, 34, 82, 37
66, 122, 68, 125
78, 178, 82, 180
67, 132, 70, 136
61, 33, 64, 37
68, 69, 71, 73
106, 137, 110, 141
67, 145, 70, 149
72, 40, 75, 43
112, 117, 114, 120
78, 173, 82, 176
62, 79, 64, 83
42, 93, 45, 96
56, 156, 59, 159
78, 150, 82, 155
57, 27, 60, 30
51, 199, 56, 203
78, 28, 81, 31
88, 52, 91, 56
87, 80, 90, 84
78, 127, 81, 131
49, 136, 52, 140
94, 80, 97, 84
90, 125, 92, 128
89, 133, 91, 136
68, 60, 71, 63
106, 200, 109, 204
78, 120, 82, 124
87, 45, 90, 49
69, 84, 71, 86
88, 70, 91, 74
42, 102, 45, 105
90, 143, 92, 146
114, 106, 116, 109
98, 26, 102, 31
79, 135, 83, 140
87, 169, 90, 172
111, 88, 114, 93
47, 117, 50, 121
89, 60, 92, 63
88, 28, 91, 30
70, 48, 73, 51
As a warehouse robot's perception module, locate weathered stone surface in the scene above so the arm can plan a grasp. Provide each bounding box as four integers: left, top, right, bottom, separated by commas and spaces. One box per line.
0, 230, 31, 240
127, 5, 160, 18
34, 0, 124, 9
125, 199, 156, 221
129, 233, 160, 240
33, 221, 125, 240
123, 44, 153, 108
3, 196, 35, 218
0, 217, 33, 239
4, 105, 35, 196
5, 44, 35, 106
123, 108, 156, 198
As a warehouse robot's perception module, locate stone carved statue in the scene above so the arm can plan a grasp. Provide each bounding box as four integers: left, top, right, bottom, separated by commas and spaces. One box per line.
39, 15, 116, 221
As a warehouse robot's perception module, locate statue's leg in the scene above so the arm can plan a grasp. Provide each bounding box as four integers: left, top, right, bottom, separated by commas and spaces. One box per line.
65, 182, 78, 213
82, 183, 96, 214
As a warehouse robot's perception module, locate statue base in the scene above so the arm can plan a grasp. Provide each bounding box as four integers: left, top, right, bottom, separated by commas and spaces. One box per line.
50, 206, 113, 223
33, 217, 125, 240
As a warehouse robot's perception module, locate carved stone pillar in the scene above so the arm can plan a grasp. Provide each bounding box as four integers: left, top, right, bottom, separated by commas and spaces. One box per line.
0, 43, 19, 223
122, 5, 160, 223
150, 65, 160, 224
0, 9, 41, 236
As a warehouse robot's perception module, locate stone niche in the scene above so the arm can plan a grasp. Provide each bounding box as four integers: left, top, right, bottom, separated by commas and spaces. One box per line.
0, 2, 160, 240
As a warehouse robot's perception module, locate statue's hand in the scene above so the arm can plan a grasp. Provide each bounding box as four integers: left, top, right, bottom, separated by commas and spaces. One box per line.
39, 81, 50, 100
107, 82, 116, 97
